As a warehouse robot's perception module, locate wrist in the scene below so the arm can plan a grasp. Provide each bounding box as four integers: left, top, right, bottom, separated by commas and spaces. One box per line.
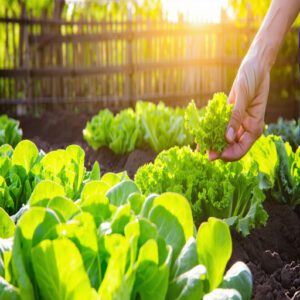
248, 32, 278, 72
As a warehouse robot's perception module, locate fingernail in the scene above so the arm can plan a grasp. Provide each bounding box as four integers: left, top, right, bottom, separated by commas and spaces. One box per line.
227, 127, 236, 142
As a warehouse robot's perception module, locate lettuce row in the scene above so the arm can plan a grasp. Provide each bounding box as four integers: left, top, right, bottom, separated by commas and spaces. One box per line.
135, 146, 268, 236
0, 140, 100, 215
0, 177, 252, 300
185, 93, 233, 153
83, 101, 193, 154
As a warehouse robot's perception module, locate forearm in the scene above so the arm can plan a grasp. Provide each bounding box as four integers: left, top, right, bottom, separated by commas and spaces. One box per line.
247, 0, 300, 70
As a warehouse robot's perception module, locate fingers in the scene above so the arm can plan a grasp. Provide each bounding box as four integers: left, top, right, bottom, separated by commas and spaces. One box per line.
236, 126, 245, 141
226, 77, 249, 144
220, 131, 257, 162
208, 150, 220, 161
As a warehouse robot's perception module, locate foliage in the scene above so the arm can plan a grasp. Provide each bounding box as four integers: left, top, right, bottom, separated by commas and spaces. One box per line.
185, 93, 233, 154
0, 115, 22, 148
243, 135, 300, 207
108, 108, 142, 154
83, 109, 114, 150
229, 0, 300, 25
83, 108, 140, 154
83, 101, 194, 154
61, 0, 163, 22
0, 176, 252, 300
136, 101, 194, 153
135, 146, 267, 236
0, 140, 100, 215
265, 118, 300, 150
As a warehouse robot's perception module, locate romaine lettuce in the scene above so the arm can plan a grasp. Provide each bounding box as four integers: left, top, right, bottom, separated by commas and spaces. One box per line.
1, 179, 252, 300
0, 115, 22, 148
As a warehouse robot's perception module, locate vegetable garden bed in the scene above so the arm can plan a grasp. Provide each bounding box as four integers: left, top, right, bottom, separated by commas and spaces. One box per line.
16, 110, 300, 300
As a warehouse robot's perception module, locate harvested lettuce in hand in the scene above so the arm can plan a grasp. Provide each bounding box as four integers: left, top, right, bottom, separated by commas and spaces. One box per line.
185, 93, 233, 153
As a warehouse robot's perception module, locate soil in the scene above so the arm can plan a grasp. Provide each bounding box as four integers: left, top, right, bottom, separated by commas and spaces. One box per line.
230, 202, 300, 300
18, 111, 156, 176
15, 111, 300, 300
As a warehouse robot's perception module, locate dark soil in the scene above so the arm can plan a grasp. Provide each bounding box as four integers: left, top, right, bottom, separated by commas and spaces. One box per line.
18, 111, 156, 176
230, 202, 300, 300
16, 111, 300, 300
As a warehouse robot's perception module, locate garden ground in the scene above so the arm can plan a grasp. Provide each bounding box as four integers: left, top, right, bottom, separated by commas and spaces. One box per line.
18, 111, 300, 300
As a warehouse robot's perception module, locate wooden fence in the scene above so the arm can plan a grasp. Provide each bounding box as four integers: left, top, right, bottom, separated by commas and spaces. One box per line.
0, 16, 299, 119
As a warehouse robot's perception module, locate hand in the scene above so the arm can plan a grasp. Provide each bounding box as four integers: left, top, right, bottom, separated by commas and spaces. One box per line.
209, 49, 270, 161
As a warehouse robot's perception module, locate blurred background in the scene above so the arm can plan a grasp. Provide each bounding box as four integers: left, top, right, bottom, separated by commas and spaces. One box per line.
0, 0, 299, 121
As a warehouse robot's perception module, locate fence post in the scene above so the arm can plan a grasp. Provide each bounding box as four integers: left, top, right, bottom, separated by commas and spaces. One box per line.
298, 28, 300, 117
53, 0, 64, 106
16, 3, 28, 115
126, 7, 133, 108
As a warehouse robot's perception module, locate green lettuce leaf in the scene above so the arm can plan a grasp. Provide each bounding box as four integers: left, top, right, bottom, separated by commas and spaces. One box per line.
197, 218, 232, 291
185, 93, 232, 153
0, 115, 22, 148
204, 288, 242, 300
32, 239, 97, 300
221, 262, 252, 300
0, 208, 15, 238
0, 277, 21, 300
83, 109, 114, 150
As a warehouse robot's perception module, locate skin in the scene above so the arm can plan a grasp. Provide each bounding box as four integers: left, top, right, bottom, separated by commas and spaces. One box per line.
209, 0, 300, 162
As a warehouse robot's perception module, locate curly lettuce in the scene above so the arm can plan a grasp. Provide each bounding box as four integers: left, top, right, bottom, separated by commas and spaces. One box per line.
135, 146, 267, 236
185, 93, 233, 153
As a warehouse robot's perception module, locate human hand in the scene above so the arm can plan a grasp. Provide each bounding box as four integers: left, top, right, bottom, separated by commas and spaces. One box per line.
209, 49, 270, 161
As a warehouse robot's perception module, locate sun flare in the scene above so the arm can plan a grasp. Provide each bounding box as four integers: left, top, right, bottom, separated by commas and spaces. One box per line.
162, 0, 228, 23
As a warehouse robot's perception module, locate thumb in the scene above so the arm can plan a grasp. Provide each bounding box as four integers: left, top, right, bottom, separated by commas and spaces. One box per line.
226, 82, 248, 144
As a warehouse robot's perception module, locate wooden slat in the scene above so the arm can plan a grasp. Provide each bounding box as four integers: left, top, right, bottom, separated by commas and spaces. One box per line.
27, 26, 257, 45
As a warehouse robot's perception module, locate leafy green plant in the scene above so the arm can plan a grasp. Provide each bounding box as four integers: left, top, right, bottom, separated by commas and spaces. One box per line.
0, 115, 22, 148
185, 93, 233, 154
83, 109, 114, 150
0, 140, 100, 214
83, 108, 141, 154
243, 135, 300, 207
83, 101, 194, 154
135, 146, 267, 236
0, 178, 252, 299
136, 101, 193, 153
108, 108, 142, 154
265, 118, 300, 150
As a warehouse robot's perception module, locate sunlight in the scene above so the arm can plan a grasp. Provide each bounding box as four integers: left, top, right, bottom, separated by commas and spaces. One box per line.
162, 0, 228, 23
